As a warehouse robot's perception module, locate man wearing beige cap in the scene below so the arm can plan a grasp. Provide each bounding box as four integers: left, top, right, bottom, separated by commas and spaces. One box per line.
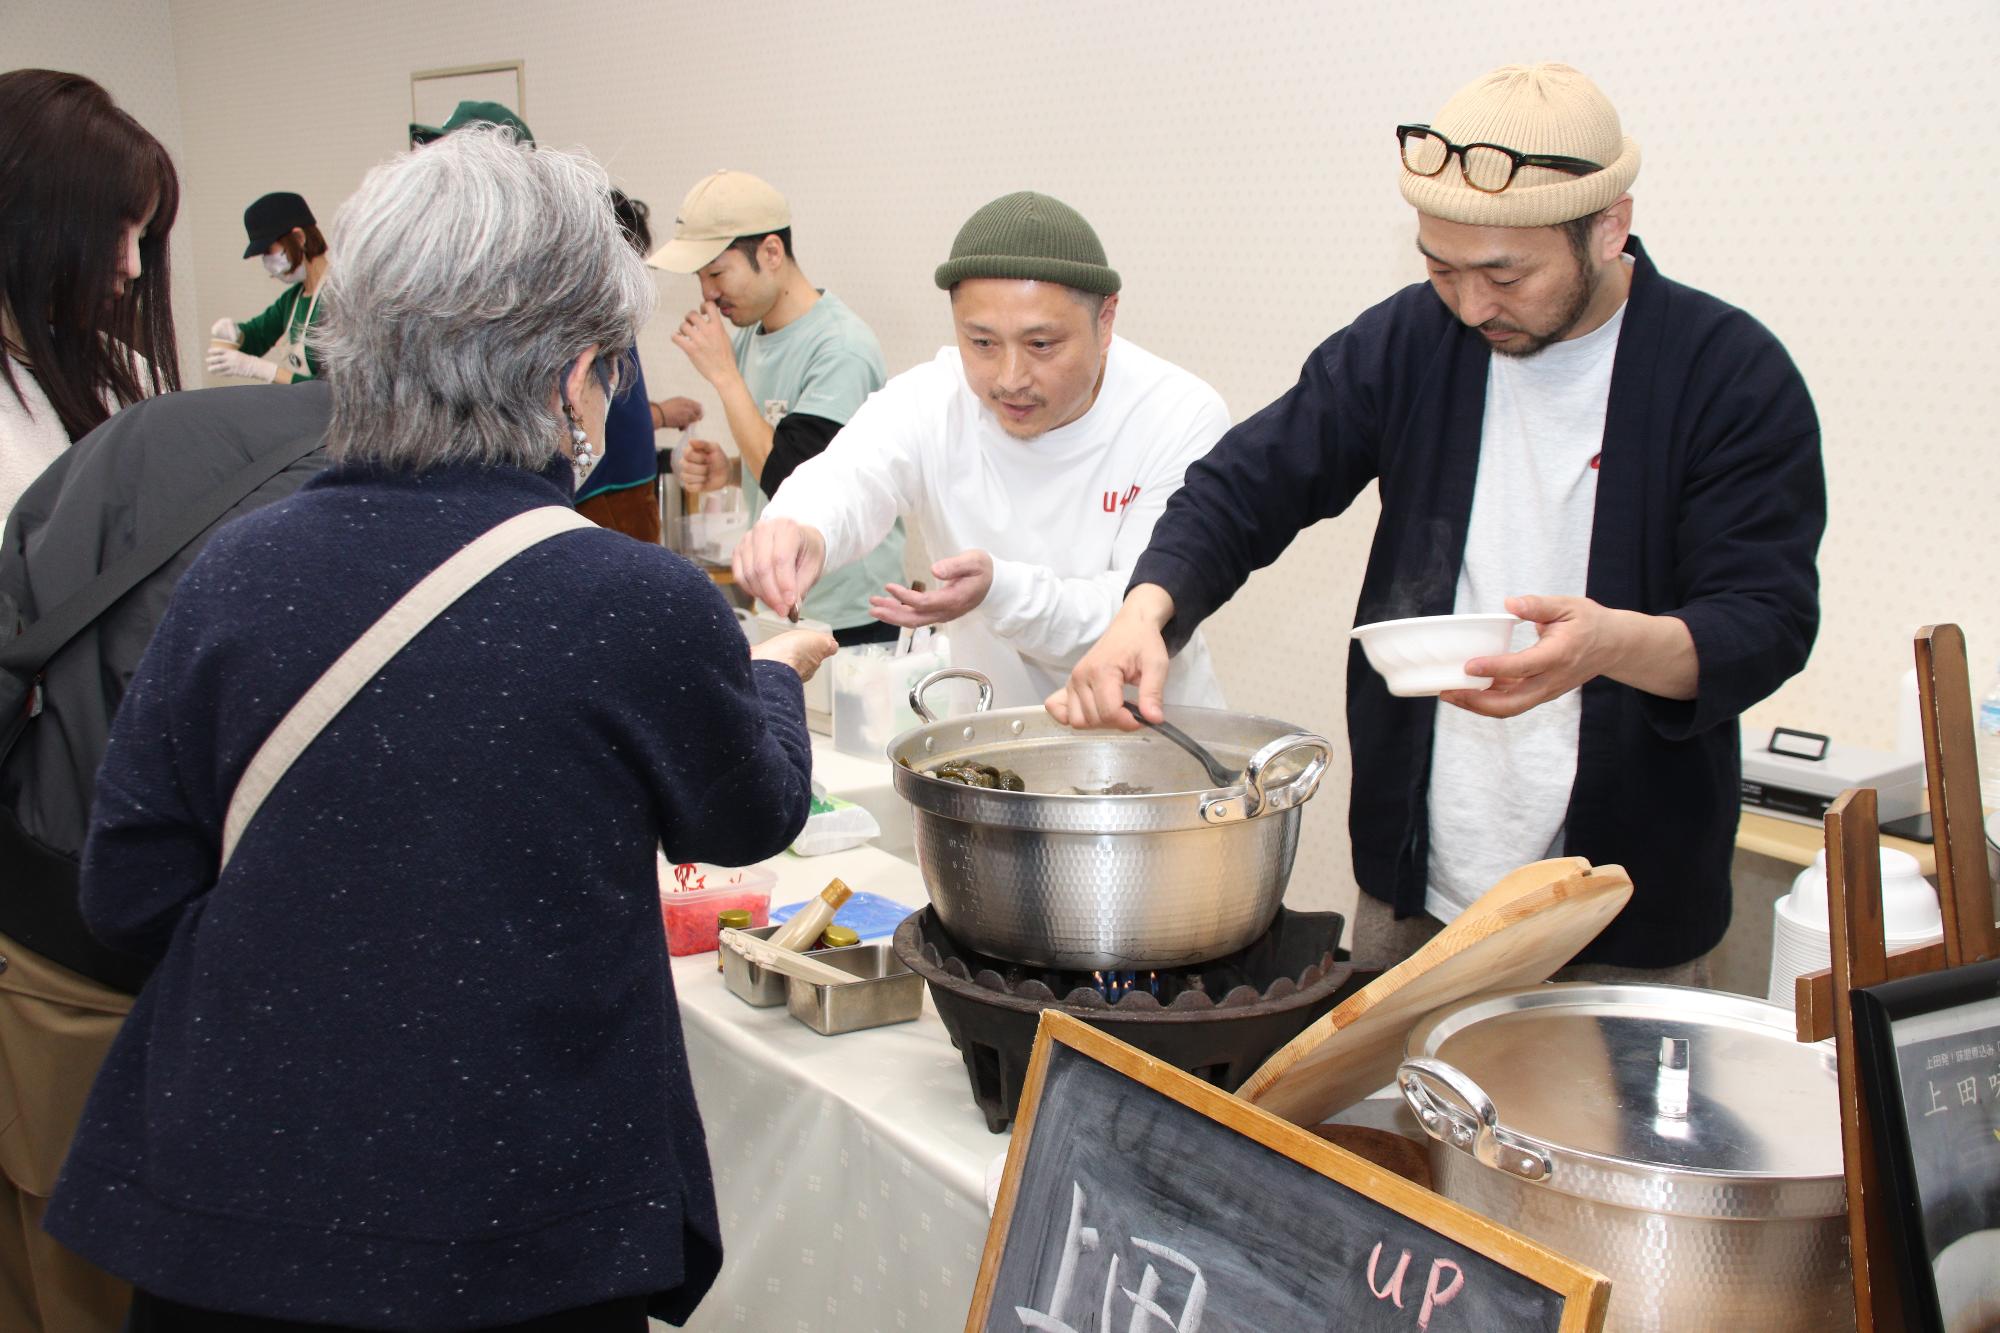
648, 169, 905, 644
1057, 64, 1825, 980
731, 191, 1229, 709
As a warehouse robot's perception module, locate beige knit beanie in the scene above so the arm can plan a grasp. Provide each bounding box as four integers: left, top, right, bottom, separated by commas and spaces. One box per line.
1399, 63, 1640, 227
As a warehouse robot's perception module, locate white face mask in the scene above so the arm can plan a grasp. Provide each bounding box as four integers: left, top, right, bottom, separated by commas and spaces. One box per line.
262, 250, 305, 283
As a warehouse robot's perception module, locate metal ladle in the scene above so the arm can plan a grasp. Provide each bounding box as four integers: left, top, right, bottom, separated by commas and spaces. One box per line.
1123, 701, 1238, 788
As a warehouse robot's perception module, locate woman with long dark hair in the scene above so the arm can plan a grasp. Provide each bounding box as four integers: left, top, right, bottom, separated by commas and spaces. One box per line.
0, 69, 181, 516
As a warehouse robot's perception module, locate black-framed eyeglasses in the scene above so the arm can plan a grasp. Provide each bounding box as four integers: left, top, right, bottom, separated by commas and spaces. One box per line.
1396, 124, 1602, 194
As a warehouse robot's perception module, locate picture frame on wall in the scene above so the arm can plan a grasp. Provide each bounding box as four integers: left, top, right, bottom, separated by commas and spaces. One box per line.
410, 60, 526, 134
1850, 956, 2000, 1332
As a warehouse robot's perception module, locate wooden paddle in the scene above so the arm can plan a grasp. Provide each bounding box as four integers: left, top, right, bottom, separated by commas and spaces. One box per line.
1238, 857, 1634, 1126
719, 928, 860, 988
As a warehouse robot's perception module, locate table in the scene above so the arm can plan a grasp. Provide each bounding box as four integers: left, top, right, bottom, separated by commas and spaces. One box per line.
807, 734, 913, 859
672, 842, 1001, 1332
1737, 808, 1935, 876
678, 776, 1882, 1328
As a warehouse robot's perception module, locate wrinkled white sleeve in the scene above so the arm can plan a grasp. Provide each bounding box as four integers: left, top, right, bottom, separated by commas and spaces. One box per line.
981, 387, 1232, 670
761, 375, 926, 573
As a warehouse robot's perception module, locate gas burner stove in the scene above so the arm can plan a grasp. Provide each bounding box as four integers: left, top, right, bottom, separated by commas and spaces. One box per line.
892, 906, 1364, 1133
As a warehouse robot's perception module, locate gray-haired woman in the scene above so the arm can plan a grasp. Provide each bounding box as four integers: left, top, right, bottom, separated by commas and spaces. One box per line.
43, 128, 834, 1333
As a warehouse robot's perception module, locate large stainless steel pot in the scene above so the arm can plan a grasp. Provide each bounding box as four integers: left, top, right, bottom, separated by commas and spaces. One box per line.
1399, 984, 1852, 1333
889, 669, 1331, 970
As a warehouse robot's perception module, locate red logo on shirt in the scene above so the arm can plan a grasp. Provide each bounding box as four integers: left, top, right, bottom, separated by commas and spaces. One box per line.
1588, 453, 1602, 470
1102, 484, 1141, 514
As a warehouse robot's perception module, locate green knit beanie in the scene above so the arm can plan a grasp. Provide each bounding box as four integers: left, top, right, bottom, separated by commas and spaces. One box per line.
933, 191, 1121, 296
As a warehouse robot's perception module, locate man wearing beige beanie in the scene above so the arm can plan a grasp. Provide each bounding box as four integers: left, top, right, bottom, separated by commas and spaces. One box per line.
1057, 64, 1824, 981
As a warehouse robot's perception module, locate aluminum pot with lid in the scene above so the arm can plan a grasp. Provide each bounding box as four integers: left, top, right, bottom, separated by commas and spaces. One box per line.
889, 669, 1332, 971
1399, 983, 1852, 1333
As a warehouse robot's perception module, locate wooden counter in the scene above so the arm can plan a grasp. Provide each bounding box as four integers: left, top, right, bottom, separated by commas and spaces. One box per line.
1737, 809, 1935, 876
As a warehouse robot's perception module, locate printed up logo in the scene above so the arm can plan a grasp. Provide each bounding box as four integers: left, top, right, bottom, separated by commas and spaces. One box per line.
1102, 484, 1141, 514
762, 399, 790, 426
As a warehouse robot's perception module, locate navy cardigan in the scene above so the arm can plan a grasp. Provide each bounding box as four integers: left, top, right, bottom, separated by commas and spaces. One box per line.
45, 460, 812, 1328
1133, 238, 1824, 967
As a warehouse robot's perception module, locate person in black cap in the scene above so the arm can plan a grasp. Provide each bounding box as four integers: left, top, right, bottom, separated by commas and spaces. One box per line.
205, 191, 328, 383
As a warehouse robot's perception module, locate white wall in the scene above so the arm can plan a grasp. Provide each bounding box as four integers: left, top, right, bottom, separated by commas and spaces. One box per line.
19, 0, 2000, 922
1, 0, 203, 384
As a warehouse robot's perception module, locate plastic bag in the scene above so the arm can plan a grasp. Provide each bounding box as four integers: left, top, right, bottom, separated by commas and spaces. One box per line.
789, 788, 881, 857
830, 635, 954, 759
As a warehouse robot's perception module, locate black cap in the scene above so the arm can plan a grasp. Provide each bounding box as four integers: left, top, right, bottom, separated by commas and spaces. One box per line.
242, 192, 315, 259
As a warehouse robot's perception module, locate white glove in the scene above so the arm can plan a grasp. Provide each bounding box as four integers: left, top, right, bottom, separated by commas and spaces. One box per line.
206, 345, 277, 382
209, 317, 240, 343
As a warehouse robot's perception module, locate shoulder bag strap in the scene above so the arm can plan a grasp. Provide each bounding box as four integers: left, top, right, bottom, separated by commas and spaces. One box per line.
1, 427, 327, 678
218, 505, 592, 873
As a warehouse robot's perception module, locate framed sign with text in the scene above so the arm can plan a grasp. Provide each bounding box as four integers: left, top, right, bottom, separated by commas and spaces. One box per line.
967, 1010, 1608, 1332
1853, 956, 2000, 1331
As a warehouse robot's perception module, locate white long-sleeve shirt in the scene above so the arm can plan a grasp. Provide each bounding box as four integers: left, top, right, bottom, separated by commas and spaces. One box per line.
3, 346, 151, 518
2, 354, 73, 518
765, 336, 1229, 708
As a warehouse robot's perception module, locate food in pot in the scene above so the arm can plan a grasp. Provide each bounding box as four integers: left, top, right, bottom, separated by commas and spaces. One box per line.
925, 758, 1025, 791
897, 754, 1153, 796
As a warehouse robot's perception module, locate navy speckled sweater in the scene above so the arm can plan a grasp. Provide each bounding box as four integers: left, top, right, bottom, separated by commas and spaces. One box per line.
44, 459, 813, 1329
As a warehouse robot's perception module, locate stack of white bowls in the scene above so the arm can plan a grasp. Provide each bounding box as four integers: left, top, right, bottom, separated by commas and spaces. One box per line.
1768, 847, 1942, 1009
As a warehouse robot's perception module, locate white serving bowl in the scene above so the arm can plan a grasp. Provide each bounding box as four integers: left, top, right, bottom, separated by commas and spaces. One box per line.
1767, 846, 1944, 1009
1349, 613, 1521, 697
1786, 846, 1940, 938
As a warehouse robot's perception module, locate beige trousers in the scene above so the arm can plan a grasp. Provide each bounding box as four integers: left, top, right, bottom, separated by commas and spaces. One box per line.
0, 930, 133, 1332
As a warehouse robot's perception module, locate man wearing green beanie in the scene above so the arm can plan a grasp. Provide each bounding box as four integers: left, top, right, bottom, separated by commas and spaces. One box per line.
1058, 64, 1825, 985
732, 190, 1228, 709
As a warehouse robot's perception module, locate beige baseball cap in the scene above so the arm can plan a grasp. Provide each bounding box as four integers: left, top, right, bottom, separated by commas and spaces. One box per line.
645, 170, 792, 272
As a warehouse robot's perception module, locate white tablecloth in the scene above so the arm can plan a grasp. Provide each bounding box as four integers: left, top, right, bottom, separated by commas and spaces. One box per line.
671, 843, 1002, 1332
807, 734, 913, 859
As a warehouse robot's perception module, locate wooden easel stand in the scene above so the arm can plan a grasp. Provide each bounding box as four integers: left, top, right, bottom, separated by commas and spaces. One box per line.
1792, 625, 1999, 1332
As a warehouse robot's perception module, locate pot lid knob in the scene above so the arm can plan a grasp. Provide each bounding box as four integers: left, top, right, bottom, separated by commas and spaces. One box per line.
1655, 1036, 1691, 1122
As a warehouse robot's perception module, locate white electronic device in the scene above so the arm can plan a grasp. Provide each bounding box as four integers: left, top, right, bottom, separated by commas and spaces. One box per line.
1739, 726, 1925, 826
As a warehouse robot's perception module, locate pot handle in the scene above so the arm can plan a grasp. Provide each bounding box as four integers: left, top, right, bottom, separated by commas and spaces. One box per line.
1202, 732, 1331, 824
1398, 1056, 1554, 1184
1244, 732, 1331, 814
908, 668, 995, 724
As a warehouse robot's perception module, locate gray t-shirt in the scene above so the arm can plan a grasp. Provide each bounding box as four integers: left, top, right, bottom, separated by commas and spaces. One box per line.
1425, 300, 1628, 921
732, 293, 905, 630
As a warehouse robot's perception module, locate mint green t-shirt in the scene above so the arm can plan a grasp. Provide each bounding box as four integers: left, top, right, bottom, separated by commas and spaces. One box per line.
733, 292, 905, 630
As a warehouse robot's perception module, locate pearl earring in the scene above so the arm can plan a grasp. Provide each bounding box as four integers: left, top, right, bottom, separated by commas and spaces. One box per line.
566, 409, 597, 477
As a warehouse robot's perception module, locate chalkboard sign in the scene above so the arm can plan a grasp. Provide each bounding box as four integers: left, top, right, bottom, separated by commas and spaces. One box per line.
968, 1011, 1607, 1332
1852, 956, 2000, 1331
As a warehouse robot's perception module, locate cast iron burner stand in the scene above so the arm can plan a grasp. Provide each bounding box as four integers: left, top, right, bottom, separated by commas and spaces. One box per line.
892, 907, 1366, 1133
